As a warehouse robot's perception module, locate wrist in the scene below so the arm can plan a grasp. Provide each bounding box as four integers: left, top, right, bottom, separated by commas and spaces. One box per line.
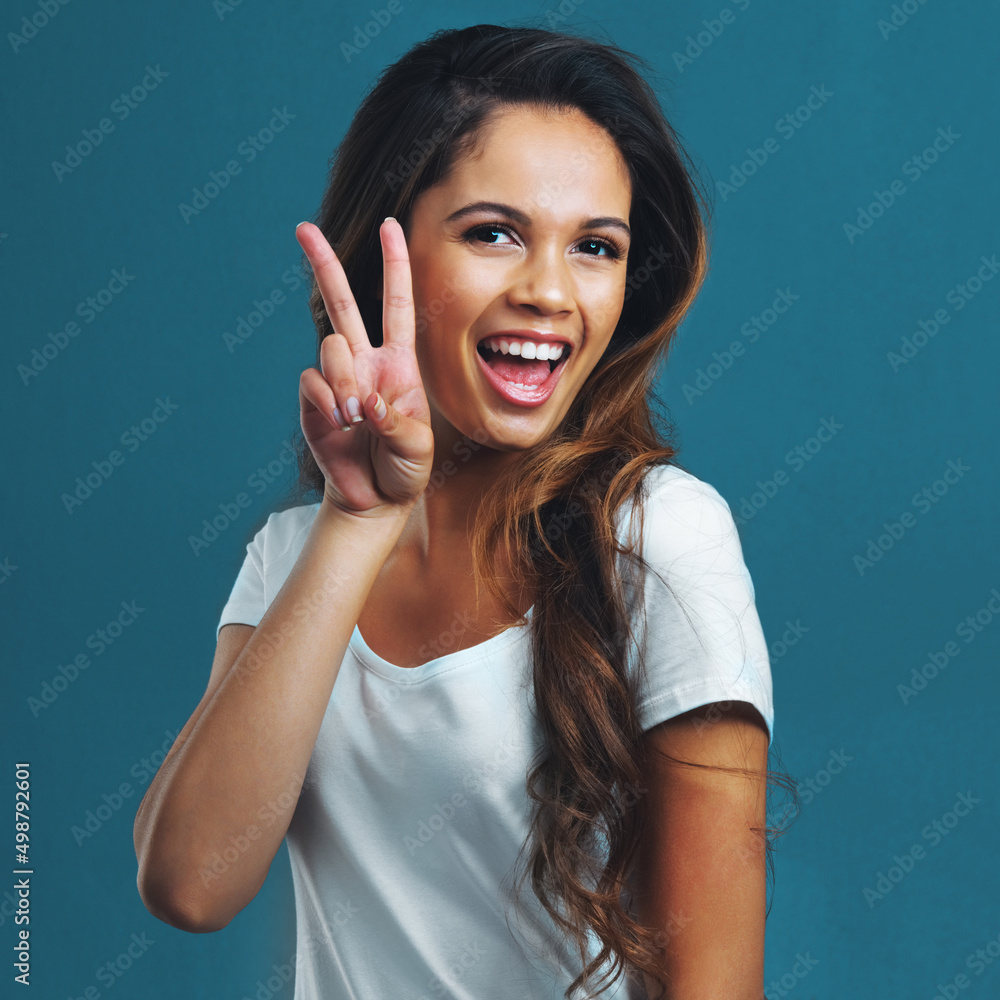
316, 492, 414, 535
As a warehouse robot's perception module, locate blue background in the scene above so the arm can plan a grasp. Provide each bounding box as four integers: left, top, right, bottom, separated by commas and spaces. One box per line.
3, 1, 997, 997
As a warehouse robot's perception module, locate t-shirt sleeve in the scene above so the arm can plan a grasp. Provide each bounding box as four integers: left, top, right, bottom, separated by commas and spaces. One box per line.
628, 467, 774, 746
215, 520, 268, 641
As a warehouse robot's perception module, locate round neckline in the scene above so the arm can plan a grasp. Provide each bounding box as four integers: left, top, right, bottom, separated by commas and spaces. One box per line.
349, 604, 534, 681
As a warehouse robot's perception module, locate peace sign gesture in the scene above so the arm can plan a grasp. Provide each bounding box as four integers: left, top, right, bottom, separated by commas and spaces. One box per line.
296, 219, 434, 516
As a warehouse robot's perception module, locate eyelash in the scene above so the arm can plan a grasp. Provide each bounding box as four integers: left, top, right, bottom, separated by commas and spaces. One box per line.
461, 222, 627, 260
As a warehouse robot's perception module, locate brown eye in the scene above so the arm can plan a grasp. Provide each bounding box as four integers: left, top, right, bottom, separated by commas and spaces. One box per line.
464, 224, 517, 245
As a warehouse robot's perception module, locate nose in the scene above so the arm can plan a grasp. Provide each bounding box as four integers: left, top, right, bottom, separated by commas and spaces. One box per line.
505, 244, 575, 316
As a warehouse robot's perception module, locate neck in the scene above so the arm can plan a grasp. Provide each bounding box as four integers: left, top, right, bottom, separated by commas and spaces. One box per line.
396, 408, 524, 567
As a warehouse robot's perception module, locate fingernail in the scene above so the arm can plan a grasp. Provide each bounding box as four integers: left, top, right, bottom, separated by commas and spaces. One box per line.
296, 221, 310, 229
346, 396, 363, 422
373, 392, 386, 420
383, 216, 396, 223
333, 405, 348, 430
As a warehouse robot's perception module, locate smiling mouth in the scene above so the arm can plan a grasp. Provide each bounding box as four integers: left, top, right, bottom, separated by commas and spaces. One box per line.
476, 344, 560, 376
476, 340, 573, 377
474, 335, 573, 405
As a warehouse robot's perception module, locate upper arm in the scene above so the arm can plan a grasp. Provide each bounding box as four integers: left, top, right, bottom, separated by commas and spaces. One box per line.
629, 469, 775, 746
630, 700, 770, 1000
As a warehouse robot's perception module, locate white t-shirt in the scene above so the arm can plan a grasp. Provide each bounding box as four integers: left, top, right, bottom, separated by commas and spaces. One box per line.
215, 462, 774, 1000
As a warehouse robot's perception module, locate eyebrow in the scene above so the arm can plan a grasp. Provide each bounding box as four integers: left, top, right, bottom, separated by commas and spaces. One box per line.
444, 200, 631, 241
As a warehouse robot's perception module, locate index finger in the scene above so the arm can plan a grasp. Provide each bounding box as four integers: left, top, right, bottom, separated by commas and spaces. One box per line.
296, 222, 371, 353
380, 217, 416, 350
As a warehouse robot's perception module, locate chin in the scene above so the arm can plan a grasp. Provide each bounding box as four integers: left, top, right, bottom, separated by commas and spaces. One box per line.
478, 420, 556, 453
430, 394, 562, 456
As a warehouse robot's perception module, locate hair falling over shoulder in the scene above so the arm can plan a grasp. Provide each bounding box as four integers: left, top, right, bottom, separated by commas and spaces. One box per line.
286, 23, 799, 999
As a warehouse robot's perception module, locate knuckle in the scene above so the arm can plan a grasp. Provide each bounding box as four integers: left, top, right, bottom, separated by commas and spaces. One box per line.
383, 293, 412, 310
330, 373, 357, 396
325, 294, 355, 315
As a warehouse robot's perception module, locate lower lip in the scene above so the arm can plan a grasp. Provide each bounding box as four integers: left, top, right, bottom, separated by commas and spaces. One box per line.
475, 348, 570, 407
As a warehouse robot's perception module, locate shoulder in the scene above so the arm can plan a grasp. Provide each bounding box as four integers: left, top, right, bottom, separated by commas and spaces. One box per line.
637, 462, 735, 520
623, 463, 773, 743
623, 462, 743, 572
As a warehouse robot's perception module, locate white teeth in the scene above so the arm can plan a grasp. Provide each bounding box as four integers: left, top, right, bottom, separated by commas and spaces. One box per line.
480, 337, 568, 360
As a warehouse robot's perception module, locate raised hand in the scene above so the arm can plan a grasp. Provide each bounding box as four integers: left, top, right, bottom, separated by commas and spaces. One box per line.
295, 219, 434, 516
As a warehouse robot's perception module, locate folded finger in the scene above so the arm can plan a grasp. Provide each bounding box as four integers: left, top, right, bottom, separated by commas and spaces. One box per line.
320, 331, 367, 428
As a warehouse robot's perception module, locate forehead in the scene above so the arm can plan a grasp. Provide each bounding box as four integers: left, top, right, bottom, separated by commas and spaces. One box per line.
423, 103, 631, 218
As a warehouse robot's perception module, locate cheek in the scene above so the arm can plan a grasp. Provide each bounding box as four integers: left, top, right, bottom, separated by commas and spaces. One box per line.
417, 267, 503, 356
413, 258, 482, 327
408, 260, 434, 324
581, 278, 626, 338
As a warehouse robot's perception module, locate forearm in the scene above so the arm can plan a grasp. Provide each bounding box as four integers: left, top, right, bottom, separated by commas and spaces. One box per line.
135, 499, 410, 930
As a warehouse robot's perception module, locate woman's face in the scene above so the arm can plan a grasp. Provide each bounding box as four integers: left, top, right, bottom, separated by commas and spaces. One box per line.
404, 103, 632, 453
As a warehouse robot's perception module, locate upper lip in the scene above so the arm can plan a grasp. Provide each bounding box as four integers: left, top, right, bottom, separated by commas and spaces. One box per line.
478, 329, 575, 349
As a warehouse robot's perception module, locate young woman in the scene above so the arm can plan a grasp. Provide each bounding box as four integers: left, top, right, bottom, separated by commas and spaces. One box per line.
134, 23, 789, 1000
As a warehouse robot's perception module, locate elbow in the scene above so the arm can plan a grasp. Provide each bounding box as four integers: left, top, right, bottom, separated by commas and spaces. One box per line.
133, 802, 235, 934
136, 866, 233, 935
133, 801, 265, 934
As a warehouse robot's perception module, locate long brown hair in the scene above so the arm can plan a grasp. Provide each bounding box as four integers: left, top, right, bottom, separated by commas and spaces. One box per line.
284, 23, 798, 999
